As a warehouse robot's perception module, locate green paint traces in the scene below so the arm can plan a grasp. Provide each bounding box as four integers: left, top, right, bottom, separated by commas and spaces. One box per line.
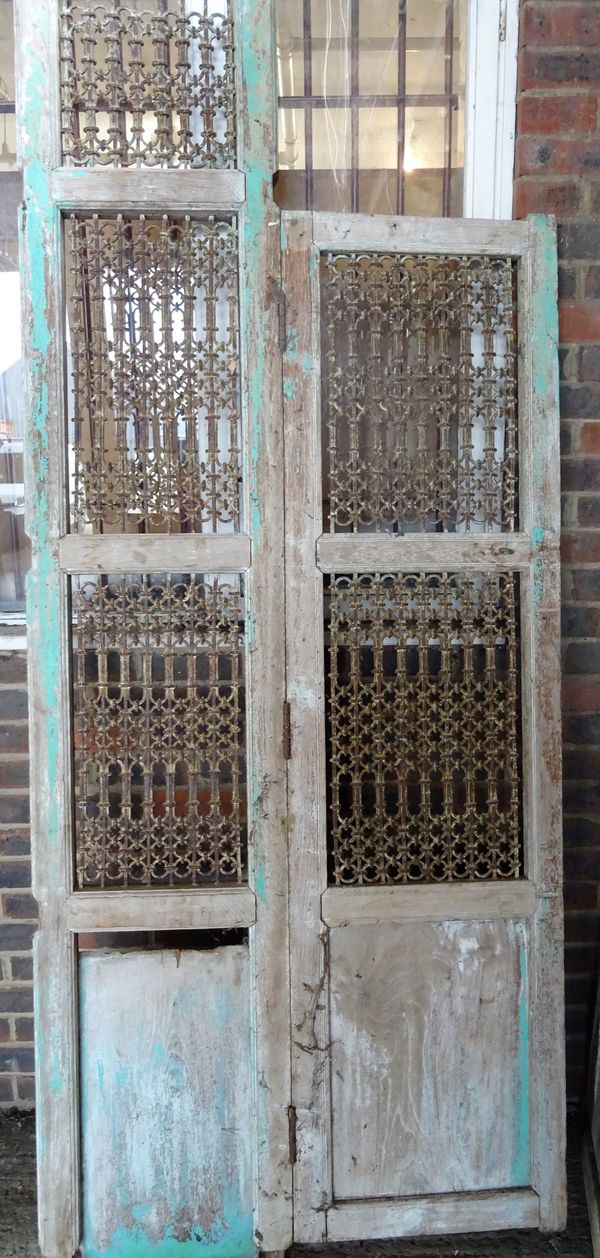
532, 527, 545, 549
83, 1212, 256, 1258
253, 844, 266, 904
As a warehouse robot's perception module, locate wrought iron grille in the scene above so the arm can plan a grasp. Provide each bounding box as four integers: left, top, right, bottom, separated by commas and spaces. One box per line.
66, 213, 241, 533
321, 252, 518, 533
72, 573, 246, 888
326, 572, 521, 885
59, 1, 236, 168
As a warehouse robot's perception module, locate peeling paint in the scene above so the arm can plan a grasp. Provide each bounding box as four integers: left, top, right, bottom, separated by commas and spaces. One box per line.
514, 928, 530, 1186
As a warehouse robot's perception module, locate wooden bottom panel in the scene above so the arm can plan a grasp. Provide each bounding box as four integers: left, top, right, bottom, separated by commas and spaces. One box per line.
79, 946, 256, 1258
329, 918, 530, 1202
326, 1189, 540, 1241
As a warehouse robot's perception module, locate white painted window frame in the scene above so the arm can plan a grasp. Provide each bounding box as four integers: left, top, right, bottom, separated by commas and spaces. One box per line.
463, 0, 519, 220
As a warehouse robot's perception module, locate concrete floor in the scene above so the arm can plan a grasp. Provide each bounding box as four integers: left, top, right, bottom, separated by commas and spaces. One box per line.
0, 1110, 593, 1258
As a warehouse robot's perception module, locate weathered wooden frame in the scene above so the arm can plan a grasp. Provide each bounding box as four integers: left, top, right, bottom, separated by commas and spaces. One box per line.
17, 1, 292, 1254
282, 210, 564, 1240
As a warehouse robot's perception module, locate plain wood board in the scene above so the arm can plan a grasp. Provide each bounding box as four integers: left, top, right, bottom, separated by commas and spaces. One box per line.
65, 888, 256, 933
79, 946, 256, 1258
322, 881, 537, 927
16, 2, 81, 1254
237, 1, 293, 1248
282, 214, 331, 1242
307, 211, 530, 256
328, 919, 531, 1201
317, 533, 536, 574
51, 167, 246, 213
59, 533, 252, 575
326, 1189, 540, 1242
583, 1134, 600, 1258
521, 217, 565, 1230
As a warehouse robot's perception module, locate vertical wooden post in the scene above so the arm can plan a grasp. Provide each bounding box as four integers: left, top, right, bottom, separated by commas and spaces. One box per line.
237, 1, 293, 1250
15, 2, 80, 1255
523, 214, 566, 1232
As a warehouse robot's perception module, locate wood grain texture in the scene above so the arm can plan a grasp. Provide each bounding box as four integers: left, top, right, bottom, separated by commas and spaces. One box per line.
79, 947, 256, 1258
16, 3, 80, 1254
316, 533, 536, 574
328, 919, 531, 1201
51, 167, 246, 212
322, 881, 537, 927
326, 1189, 540, 1242
311, 212, 530, 256
521, 216, 565, 1230
65, 888, 256, 932
282, 214, 331, 1242
59, 533, 251, 575
237, 3, 292, 1248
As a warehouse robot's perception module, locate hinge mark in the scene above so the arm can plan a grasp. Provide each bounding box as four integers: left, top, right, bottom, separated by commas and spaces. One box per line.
288, 1104, 297, 1164
283, 700, 292, 760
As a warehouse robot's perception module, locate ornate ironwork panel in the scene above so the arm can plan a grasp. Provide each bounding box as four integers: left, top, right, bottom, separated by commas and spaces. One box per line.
66, 213, 241, 533
321, 252, 518, 533
72, 572, 246, 888
60, 1, 236, 168
326, 571, 521, 885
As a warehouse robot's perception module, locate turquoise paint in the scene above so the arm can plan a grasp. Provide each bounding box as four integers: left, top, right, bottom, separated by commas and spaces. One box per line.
83, 1207, 255, 1258
532, 526, 545, 549
513, 928, 530, 1185
529, 215, 559, 400
115, 1064, 130, 1088
253, 841, 266, 903
283, 377, 296, 401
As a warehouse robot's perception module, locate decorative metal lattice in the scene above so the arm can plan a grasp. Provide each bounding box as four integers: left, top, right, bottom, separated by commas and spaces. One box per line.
66, 214, 241, 533
60, 1, 236, 168
321, 253, 518, 533
72, 573, 246, 888
327, 572, 521, 885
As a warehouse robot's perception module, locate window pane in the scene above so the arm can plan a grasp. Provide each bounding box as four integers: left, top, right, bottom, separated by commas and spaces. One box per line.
0, 0, 28, 616
275, 0, 467, 216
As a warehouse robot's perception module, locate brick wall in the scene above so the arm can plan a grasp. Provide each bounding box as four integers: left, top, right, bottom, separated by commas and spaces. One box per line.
0, 647, 34, 1108
516, 0, 600, 1102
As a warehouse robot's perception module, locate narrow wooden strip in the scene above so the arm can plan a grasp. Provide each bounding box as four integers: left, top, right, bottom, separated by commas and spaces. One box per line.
583, 1134, 600, 1258
321, 881, 537, 927
326, 1189, 540, 1242
238, 1, 292, 1249
317, 532, 536, 573
309, 211, 530, 256
65, 888, 256, 932
59, 533, 252, 574
283, 214, 331, 1242
51, 167, 246, 213
16, 2, 81, 1254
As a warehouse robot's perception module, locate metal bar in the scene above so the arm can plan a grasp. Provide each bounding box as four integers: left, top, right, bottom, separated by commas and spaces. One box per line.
397, 0, 407, 215
278, 92, 458, 107
303, 0, 313, 209
351, 0, 359, 212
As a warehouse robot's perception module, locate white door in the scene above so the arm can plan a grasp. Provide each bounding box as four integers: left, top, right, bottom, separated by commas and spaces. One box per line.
283, 210, 565, 1243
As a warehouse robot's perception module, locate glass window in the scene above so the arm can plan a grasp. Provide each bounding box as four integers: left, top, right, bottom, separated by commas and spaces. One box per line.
274, 0, 467, 216
0, 0, 27, 616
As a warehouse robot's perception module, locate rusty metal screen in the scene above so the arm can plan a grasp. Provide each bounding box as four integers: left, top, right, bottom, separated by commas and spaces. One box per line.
66, 213, 241, 533
59, 1, 236, 168
326, 571, 521, 885
72, 572, 246, 888
321, 252, 518, 533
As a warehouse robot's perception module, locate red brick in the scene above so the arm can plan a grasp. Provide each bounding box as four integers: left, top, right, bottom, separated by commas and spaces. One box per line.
517, 136, 600, 176
519, 48, 600, 90
1, 893, 37, 919
559, 302, 600, 342
514, 177, 581, 217
0, 1018, 11, 1044
521, 4, 600, 47
562, 676, 600, 712
517, 93, 597, 135
14, 1017, 33, 1042
580, 422, 600, 452
16, 1075, 35, 1104
562, 533, 600, 563
0, 1077, 14, 1104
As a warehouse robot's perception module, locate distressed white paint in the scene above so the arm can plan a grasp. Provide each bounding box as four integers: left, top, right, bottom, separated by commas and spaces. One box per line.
464, 0, 519, 219
79, 947, 255, 1258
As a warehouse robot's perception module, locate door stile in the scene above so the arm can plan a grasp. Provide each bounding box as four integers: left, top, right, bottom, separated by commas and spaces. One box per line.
16, 3, 81, 1254
281, 213, 332, 1242
519, 215, 565, 1230
237, 2, 293, 1249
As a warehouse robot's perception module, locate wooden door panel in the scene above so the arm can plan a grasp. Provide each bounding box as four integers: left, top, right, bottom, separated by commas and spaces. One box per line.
329, 918, 529, 1200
